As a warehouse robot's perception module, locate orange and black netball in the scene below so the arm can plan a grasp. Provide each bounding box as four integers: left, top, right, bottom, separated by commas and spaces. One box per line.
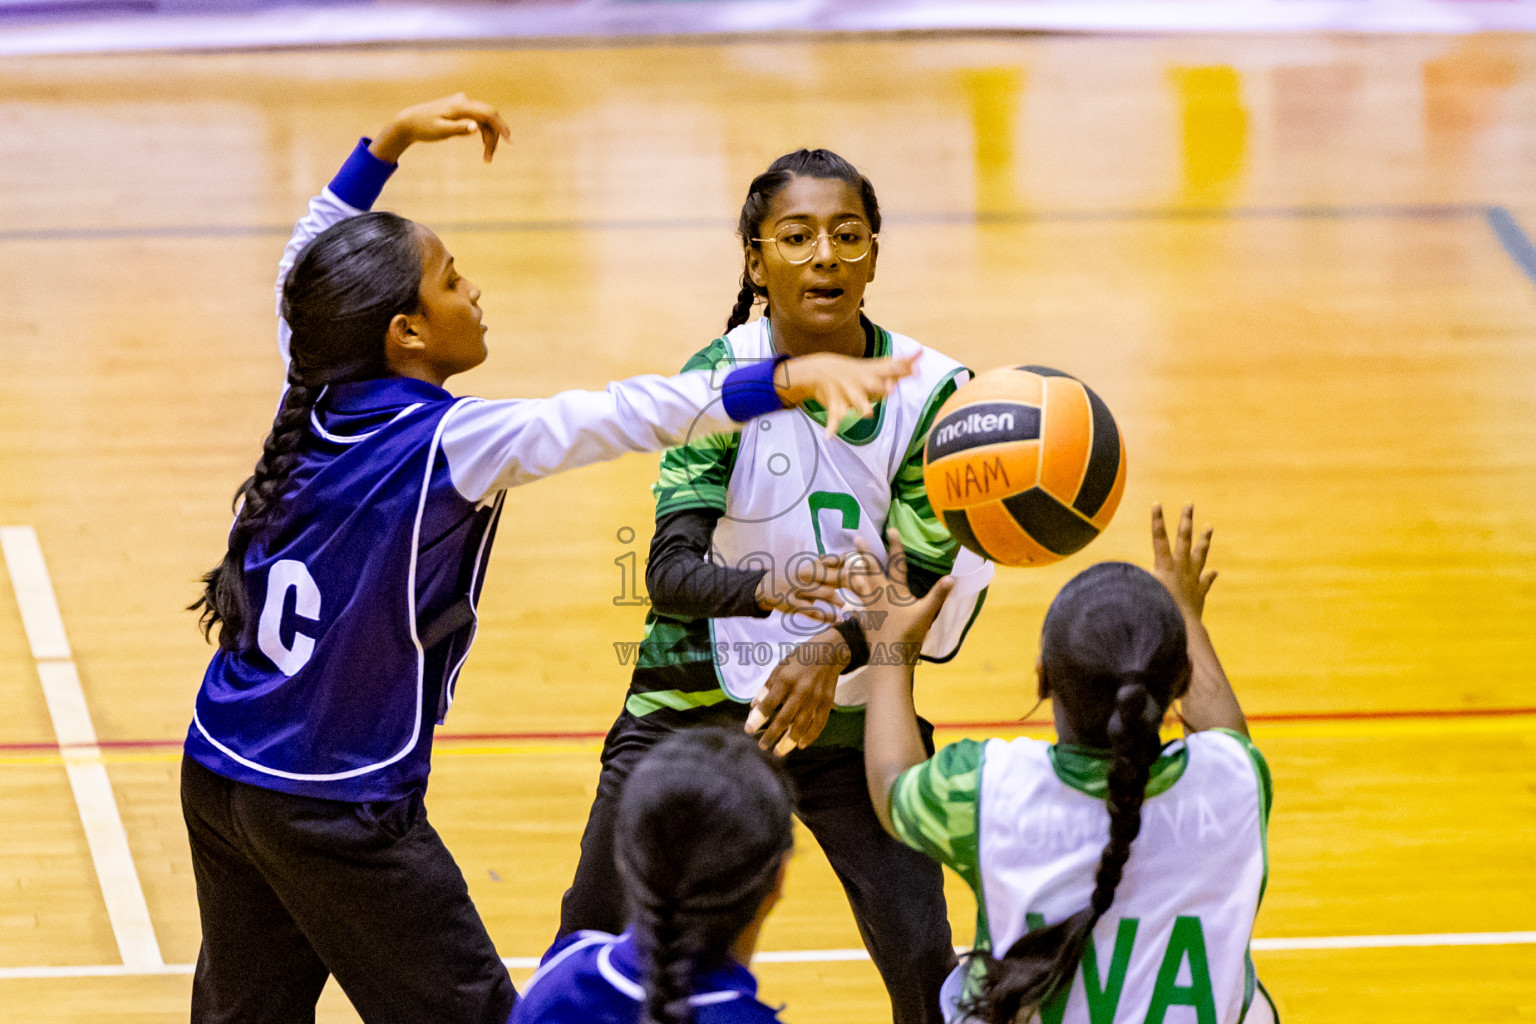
922, 366, 1126, 567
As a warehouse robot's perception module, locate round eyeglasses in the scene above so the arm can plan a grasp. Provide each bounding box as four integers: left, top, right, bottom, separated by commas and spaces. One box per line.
752, 223, 876, 265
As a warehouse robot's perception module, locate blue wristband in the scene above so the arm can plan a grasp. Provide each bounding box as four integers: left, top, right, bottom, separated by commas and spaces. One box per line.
721, 355, 790, 422
328, 138, 397, 211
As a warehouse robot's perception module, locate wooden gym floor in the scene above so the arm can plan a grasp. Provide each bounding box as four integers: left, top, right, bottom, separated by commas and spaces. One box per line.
1, 31, 1534, 1023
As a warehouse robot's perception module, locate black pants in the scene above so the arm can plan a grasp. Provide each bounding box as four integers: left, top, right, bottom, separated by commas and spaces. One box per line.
558, 707, 956, 1024
181, 758, 516, 1024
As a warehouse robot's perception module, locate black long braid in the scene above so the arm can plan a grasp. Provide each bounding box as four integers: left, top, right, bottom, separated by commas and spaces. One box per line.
962, 562, 1190, 1024
726, 149, 882, 332
615, 729, 795, 1024
190, 211, 422, 649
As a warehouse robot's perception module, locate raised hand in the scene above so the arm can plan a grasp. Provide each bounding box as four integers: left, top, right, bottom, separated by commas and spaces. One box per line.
851, 530, 955, 651
369, 93, 512, 165
775, 353, 918, 438
1150, 503, 1216, 620
1147, 502, 1246, 736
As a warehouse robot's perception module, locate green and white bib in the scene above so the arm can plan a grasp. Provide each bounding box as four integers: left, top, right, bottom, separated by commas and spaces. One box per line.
705, 317, 994, 705
891, 730, 1274, 1023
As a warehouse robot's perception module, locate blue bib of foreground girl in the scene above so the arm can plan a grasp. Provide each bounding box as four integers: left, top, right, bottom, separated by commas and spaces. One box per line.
186, 376, 498, 802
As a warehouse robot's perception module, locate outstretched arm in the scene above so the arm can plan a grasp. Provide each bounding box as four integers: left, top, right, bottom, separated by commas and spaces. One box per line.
853, 531, 956, 834
439, 355, 916, 500
1150, 503, 1247, 737
275, 93, 510, 368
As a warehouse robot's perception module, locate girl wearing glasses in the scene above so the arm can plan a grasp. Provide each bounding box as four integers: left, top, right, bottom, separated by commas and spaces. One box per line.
558, 149, 992, 1024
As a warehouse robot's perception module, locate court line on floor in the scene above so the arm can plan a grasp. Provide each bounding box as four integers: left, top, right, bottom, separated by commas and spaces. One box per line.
1487, 206, 1536, 287
1, 705, 1531, 759
0, 526, 164, 972
0, 201, 1505, 244
0, 705, 1532, 758
2, 930, 1532, 980
7, 202, 1531, 293
5, 708, 1531, 768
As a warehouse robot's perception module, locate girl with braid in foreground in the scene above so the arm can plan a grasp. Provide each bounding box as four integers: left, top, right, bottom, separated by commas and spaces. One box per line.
513, 729, 793, 1024
179, 94, 909, 1024
860, 504, 1278, 1024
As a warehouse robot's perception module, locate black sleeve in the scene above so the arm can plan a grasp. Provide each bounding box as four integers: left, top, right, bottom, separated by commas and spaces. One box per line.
645, 509, 771, 621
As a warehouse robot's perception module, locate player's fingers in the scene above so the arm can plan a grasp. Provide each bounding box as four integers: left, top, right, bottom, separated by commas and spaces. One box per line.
797, 702, 832, 749
446, 96, 502, 126
791, 599, 842, 624
853, 534, 887, 581
751, 677, 788, 728
1191, 525, 1213, 572
831, 558, 861, 593
844, 540, 882, 602
1200, 570, 1218, 595
480, 123, 497, 162
424, 118, 477, 140
1176, 503, 1195, 559
806, 553, 845, 586
788, 581, 843, 606
824, 394, 847, 438
848, 384, 874, 420
781, 594, 840, 626
918, 575, 957, 621
885, 528, 910, 587
778, 704, 809, 751
1150, 504, 1173, 566
798, 603, 842, 626
758, 688, 802, 751
900, 575, 955, 642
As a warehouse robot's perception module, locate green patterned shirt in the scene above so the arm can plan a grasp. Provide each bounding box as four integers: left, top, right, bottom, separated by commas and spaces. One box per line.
889, 738, 991, 948
626, 324, 969, 749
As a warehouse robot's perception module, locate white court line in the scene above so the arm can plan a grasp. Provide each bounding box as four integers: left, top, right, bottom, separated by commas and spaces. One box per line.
1, 931, 1533, 981
1, 526, 164, 971
1250, 931, 1536, 951
756, 931, 1536, 960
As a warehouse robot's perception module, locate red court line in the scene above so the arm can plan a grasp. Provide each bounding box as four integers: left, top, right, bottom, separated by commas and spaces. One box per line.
1, 705, 1533, 754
